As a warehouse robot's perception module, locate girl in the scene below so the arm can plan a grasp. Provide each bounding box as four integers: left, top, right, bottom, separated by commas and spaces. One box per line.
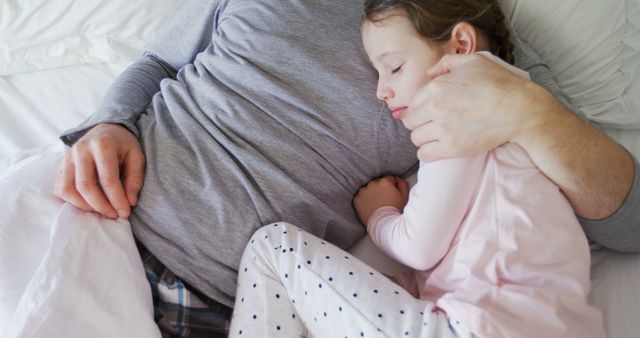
228, 1, 606, 337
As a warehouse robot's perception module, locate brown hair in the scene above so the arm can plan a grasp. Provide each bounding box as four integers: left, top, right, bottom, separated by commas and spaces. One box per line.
363, 0, 514, 64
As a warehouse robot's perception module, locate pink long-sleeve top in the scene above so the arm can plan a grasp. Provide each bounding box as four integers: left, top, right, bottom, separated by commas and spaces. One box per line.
367, 56, 606, 338
368, 146, 606, 338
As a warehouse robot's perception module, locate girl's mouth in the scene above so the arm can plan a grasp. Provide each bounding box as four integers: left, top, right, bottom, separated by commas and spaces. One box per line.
391, 107, 407, 120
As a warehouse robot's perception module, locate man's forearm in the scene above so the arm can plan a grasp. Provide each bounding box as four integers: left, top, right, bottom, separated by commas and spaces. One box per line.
60, 54, 174, 146
514, 83, 635, 220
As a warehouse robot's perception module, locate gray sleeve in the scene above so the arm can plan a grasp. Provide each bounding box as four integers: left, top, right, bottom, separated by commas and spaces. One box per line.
515, 39, 640, 253
59, 0, 220, 145
59, 54, 175, 145
145, 0, 219, 71
579, 154, 640, 253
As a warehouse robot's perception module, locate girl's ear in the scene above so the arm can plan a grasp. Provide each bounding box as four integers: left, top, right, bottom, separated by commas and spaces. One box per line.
449, 22, 478, 54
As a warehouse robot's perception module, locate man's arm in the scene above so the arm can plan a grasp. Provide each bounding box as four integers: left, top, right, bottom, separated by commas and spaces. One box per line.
55, 54, 176, 219
513, 41, 635, 223
579, 156, 640, 252
56, 0, 221, 218
60, 54, 176, 145
512, 82, 635, 222
509, 42, 639, 252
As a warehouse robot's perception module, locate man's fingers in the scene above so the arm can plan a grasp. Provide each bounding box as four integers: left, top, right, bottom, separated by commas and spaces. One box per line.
94, 143, 131, 218
53, 123, 146, 219
416, 140, 448, 163
406, 57, 465, 131
55, 154, 96, 212
123, 148, 146, 207
410, 123, 439, 148
74, 149, 119, 219
405, 82, 447, 131
425, 53, 479, 79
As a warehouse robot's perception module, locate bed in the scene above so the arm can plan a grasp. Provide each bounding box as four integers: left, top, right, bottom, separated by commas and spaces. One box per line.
1, 0, 639, 337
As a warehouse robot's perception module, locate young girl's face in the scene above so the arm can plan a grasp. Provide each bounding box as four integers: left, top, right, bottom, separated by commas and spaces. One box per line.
362, 13, 453, 121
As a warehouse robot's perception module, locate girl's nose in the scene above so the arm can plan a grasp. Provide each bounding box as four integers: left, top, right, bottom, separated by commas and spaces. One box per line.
376, 80, 393, 101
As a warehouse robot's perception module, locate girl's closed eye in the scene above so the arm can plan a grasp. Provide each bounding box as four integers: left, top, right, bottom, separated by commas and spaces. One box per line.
391, 65, 403, 74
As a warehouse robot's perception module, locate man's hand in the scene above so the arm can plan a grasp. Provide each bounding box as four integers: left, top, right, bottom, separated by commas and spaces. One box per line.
55, 123, 145, 219
353, 176, 409, 226
405, 53, 635, 222
403, 53, 540, 162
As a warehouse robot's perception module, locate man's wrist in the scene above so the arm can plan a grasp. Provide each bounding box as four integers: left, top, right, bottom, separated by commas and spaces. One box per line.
510, 82, 571, 149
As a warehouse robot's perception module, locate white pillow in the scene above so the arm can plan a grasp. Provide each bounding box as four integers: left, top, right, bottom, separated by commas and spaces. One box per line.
501, 0, 640, 132
0, 0, 178, 76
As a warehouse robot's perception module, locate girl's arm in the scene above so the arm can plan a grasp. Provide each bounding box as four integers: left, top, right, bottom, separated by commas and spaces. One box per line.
363, 154, 486, 271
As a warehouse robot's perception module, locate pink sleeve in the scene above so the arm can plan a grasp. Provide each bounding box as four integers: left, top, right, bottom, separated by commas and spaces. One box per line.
367, 153, 486, 270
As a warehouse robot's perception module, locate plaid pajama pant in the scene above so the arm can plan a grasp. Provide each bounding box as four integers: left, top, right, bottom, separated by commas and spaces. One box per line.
137, 242, 232, 338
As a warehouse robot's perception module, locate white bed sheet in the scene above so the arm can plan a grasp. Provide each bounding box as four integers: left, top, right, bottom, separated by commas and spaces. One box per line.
0, 62, 130, 159
0, 0, 178, 76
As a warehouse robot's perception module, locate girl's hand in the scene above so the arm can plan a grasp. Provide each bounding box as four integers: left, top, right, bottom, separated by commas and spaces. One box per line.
353, 176, 409, 226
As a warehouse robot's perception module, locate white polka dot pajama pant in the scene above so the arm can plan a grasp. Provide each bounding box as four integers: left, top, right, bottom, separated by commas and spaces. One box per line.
229, 223, 474, 338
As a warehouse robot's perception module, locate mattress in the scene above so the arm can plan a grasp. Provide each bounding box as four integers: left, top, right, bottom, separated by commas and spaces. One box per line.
0, 63, 130, 159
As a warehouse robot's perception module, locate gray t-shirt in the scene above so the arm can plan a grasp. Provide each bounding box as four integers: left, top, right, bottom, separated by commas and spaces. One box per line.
62, 0, 640, 307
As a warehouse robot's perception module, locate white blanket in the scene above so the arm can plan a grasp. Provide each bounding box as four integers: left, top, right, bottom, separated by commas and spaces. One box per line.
0, 145, 160, 338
